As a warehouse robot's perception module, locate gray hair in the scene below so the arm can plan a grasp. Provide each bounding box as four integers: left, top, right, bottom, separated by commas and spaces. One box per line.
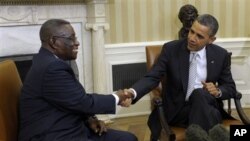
39, 19, 70, 42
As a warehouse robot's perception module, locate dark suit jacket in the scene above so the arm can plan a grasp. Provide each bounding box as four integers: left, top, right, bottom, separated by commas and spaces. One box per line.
132, 39, 236, 124
19, 47, 116, 141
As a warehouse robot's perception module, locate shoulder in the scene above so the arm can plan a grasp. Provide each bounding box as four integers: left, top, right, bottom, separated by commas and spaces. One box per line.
33, 47, 57, 65
33, 48, 72, 74
163, 38, 186, 48
207, 43, 229, 55
162, 38, 187, 53
44, 59, 73, 77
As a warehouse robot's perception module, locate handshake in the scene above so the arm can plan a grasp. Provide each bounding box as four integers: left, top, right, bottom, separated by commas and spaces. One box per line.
114, 89, 135, 107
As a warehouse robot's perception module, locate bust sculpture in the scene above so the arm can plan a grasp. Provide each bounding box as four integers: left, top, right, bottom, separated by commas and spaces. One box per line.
178, 4, 199, 39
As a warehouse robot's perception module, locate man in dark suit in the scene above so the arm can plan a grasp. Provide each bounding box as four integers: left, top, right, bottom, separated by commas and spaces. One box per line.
19, 19, 137, 141
124, 14, 236, 141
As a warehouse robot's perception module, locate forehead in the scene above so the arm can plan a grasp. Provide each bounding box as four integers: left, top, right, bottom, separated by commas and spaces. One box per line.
56, 24, 75, 35
191, 21, 211, 37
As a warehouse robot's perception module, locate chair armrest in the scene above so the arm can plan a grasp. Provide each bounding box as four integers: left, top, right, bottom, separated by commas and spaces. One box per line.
154, 97, 176, 141
234, 91, 250, 124
151, 88, 161, 97
150, 87, 162, 110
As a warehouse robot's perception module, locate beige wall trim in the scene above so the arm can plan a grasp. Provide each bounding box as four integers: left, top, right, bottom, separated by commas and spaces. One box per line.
0, 0, 87, 5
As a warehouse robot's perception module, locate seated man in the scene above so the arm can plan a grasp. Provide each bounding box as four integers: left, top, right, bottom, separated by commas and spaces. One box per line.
124, 14, 236, 141
18, 19, 137, 141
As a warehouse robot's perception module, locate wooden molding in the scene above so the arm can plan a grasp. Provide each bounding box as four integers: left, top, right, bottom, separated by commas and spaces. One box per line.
0, 0, 87, 5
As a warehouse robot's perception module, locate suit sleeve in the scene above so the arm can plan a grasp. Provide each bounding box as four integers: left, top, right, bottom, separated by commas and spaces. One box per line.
42, 61, 116, 115
217, 52, 236, 100
132, 45, 169, 102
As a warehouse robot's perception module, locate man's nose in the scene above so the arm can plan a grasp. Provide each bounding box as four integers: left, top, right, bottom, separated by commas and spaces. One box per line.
74, 40, 80, 46
189, 34, 196, 42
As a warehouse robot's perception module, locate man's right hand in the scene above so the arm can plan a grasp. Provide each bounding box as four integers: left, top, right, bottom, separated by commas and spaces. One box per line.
115, 89, 134, 107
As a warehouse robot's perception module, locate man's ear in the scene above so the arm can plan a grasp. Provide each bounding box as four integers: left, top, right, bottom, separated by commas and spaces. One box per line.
49, 38, 56, 49
208, 36, 216, 44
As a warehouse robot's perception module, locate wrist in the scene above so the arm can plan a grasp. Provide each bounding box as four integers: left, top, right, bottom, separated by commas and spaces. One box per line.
215, 88, 222, 98
128, 88, 137, 99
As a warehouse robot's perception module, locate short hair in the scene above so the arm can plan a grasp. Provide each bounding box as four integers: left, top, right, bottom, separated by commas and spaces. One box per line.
195, 14, 219, 37
39, 19, 70, 42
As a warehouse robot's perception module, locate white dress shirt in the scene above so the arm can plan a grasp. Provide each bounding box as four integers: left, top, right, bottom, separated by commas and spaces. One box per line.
130, 46, 223, 99
191, 47, 207, 89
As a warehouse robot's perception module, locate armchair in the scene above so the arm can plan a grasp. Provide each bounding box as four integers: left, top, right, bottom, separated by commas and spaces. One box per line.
0, 60, 22, 141
145, 45, 250, 141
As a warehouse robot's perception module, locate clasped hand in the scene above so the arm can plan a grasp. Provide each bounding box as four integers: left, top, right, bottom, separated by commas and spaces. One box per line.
115, 89, 134, 107
87, 116, 107, 136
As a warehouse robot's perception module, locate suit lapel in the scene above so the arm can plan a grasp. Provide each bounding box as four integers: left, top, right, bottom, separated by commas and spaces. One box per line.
179, 42, 190, 94
206, 45, 216, 81
180, 43, 216, 93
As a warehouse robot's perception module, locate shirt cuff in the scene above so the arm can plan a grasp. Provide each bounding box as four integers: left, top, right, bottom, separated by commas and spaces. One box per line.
129, 88, 137, 99
215, 88, 222, 98
112, 93, 119, 105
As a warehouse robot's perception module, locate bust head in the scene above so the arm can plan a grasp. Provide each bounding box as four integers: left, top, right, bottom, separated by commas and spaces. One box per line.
178, 4, 198, 39
178, 4, 198, 28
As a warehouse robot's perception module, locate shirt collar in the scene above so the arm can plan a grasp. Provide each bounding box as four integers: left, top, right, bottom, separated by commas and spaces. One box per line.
190, 46, 206, 58
53, 54, 59, 59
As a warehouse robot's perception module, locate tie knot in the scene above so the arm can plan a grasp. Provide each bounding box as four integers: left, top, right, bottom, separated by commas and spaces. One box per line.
192, 52, 197, 56
190, 52, 198, 63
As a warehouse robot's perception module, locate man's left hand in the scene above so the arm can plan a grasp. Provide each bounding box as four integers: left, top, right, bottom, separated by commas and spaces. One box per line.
201, 81, 220, 97
87, 116, 107, 136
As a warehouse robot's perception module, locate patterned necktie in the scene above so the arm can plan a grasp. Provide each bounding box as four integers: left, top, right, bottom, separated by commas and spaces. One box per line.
185, 53, 198, 101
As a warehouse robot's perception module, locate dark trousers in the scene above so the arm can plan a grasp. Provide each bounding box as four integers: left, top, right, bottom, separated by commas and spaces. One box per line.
170, 88, 222, 131
148, 88, 222, 141
89, 128, 138, 141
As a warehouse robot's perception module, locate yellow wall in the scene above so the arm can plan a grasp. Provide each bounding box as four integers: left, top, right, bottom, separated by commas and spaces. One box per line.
105, 0, 250, 44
